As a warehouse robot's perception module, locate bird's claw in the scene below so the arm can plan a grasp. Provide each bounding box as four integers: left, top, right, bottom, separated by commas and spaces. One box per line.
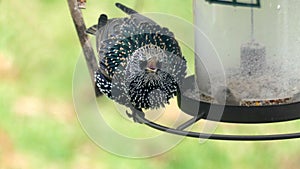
126, 108, 145, 124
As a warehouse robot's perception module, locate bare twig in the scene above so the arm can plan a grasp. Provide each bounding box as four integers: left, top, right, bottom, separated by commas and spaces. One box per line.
77, 0, 86, 9
67, 0, 101, 96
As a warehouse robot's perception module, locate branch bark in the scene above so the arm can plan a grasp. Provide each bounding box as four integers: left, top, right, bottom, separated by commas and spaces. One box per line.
67, 0, 101, 96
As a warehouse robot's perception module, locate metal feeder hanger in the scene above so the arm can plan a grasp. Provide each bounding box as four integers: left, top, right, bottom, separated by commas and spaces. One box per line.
205, 0, 261, 8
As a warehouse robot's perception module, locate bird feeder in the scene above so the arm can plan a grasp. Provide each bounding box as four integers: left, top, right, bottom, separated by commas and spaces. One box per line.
71, 0, 300, 141
192, 0, 300, 122
138, 0, 300, 140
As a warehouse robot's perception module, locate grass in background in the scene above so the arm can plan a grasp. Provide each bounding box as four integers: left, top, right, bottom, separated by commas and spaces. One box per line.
1, 0, 300, 169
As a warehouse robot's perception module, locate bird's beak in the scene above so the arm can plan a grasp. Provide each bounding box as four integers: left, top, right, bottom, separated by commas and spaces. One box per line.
146, 59, 158, 73
146, 67, 157, 73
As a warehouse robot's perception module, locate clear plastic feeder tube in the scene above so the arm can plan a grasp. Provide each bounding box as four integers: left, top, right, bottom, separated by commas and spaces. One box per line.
194, 0, 300, 105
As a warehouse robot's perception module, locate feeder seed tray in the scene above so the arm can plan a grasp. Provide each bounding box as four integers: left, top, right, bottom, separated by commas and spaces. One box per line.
135, 75, 300, 141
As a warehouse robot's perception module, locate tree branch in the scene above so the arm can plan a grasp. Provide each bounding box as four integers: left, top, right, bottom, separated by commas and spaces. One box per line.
77, 0, 87, 9
67, 0, 101, 96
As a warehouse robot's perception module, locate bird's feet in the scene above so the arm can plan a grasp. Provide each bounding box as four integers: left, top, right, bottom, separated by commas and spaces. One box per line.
126, 108, 145, 124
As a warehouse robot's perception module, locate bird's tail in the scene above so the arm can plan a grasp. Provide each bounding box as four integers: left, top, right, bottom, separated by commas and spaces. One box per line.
115, 2, 138, 15
86, 14, 108, 35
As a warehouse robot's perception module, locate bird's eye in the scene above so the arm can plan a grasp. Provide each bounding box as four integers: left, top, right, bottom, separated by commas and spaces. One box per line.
139, 60, 147, 69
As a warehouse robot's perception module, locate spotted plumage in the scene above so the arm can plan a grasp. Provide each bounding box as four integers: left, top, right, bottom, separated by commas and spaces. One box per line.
87, 3, 187, 112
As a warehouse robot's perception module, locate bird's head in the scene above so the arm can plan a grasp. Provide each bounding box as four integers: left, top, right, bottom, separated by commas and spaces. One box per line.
126, 44, 167, 77
123, 44, 184, 109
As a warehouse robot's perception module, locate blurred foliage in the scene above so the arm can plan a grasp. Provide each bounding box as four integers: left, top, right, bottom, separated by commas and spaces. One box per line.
0, 0, 300, 169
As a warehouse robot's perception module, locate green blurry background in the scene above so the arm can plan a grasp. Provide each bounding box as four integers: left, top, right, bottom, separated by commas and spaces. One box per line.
1, 0, 300, 168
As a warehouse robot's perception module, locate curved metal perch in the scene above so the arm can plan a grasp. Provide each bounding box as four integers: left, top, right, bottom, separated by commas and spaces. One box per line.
132, 110, 300, 141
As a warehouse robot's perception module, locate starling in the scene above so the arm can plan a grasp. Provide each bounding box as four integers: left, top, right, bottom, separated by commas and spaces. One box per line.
86, 3, 187, 122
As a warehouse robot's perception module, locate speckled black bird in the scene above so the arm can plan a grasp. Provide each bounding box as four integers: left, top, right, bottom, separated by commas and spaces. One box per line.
86, 3, 187, 122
